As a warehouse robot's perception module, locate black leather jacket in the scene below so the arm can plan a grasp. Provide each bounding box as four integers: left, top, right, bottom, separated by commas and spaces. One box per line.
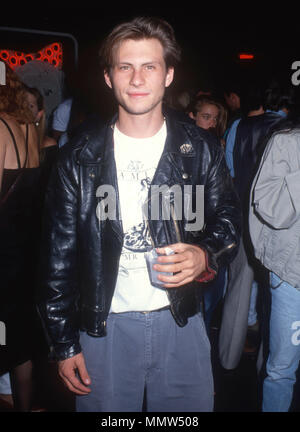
233, 111, 284, 207
37, 110, 241, 360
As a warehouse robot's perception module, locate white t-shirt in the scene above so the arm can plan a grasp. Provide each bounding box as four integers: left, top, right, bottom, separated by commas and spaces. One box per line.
110, 122, 170, 313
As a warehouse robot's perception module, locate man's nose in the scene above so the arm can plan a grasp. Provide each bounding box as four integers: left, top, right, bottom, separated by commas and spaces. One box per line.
130, 68, 144, 86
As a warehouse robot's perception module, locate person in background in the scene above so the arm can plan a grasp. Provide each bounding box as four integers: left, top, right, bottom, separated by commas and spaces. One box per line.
52, 95, 96, 148
0, 65, 41, 411
37, 16, 240, 412
188, 94, 228, 331
188, 95, 227, 146
223, 79, 242, 129
24, 87, 58, 187
0, 85, 56, 413
0, 372, 13, 410
51, 64, 94, 151
249, 107, 300, 411
219, 79, 293, 371
25, 86, 57, 150
51, 97, 73, 148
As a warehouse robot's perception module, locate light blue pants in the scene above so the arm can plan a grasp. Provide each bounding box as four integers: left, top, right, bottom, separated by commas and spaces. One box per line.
248, 281, 258, 326
263, 272, 300, 412
0, 372, 11, 394
76, 308, 214, 412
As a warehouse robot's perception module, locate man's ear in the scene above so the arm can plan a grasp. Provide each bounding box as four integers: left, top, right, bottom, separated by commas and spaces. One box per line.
104, 69, 112, 89
189, 112, 195, 120
165, 67, 174, 88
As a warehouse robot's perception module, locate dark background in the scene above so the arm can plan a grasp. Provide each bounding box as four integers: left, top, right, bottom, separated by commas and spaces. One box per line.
1, 6, 299, 116
1, 7, 300, 413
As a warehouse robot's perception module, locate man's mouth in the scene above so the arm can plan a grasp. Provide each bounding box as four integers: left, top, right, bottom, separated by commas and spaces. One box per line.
127, 92, 149, 98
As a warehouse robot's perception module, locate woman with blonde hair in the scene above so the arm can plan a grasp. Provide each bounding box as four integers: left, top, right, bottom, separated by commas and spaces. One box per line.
188, 94, 228, 329
0, 65, 42, 411
188, 94, 228, 145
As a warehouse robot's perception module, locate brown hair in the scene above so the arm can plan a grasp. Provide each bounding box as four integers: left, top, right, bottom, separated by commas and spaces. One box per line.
99, 16, 181, 72
24, 86, 46, 153
0, 64, 34, 124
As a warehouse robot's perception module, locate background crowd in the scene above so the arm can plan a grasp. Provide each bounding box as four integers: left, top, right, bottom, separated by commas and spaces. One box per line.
1, 26, 300, 412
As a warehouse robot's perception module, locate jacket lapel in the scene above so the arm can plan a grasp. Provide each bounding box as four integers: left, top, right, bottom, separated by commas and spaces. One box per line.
79, 119, 124, 243
151, 114, 195, 187
101, 124, 124, 243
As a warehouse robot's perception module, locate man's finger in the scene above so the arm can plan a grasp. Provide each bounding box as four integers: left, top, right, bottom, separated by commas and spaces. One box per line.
158, 270, 191, 284
163, 274, 194, 288
62, 377, 89, 395
154, 262, 183, 273
164, 279, 193, 288
76, 357, 92, 386
63, 373, 91, 395
156, 253, 185, 264
59, 367, 91, 395
156, 243, 185, 254
58, 353, 91, 395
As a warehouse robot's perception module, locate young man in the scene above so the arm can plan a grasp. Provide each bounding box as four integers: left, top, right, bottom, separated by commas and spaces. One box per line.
37, 17, 240, 412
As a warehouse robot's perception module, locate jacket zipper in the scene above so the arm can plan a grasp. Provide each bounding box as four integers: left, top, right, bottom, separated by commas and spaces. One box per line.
164, 203, 182, 315
170, 202, 182, 243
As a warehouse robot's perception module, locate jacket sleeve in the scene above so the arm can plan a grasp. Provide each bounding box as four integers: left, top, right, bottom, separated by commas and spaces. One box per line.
252, 133, 300, 229
36, 145, 82, 361
196, 144, 241, 274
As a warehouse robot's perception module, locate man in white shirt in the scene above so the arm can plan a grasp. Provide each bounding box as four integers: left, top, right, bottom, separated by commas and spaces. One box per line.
38, 16, 240, 412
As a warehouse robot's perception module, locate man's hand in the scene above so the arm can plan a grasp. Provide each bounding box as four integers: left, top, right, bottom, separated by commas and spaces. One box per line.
58, 352, 91, 395
154, 243, 206, 288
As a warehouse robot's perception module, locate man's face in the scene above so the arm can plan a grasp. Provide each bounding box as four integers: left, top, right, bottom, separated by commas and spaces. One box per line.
224, 92, 240, 112
104, 38, 174, 116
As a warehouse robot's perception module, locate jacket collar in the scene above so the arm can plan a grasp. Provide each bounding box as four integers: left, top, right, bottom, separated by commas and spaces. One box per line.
77, 108, 196, 165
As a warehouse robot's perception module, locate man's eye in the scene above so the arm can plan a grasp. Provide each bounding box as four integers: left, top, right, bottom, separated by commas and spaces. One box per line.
145, 65, 155, 70
119, 65, 130, 71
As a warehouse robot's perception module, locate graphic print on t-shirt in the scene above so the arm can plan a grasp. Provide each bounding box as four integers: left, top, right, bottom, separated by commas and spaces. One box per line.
123, 174, 151, 253
117, 160, 154, 277
111, 122, 169, 312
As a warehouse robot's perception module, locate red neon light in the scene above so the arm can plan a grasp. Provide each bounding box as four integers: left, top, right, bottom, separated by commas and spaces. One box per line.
0, 50, 9, 60
239, 53, 254, 60
0, 43, 63, 70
